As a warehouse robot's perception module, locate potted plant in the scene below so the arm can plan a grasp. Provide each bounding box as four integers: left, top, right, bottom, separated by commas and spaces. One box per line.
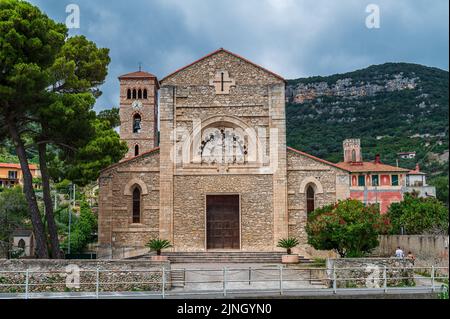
277, 237, 300, 264
146, 238, 172, 261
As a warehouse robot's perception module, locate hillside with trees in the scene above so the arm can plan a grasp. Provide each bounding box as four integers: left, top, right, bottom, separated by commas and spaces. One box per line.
286, 63, 449, 203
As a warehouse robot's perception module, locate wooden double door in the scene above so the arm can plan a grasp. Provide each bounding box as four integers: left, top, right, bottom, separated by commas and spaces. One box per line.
206, 195, 240, 249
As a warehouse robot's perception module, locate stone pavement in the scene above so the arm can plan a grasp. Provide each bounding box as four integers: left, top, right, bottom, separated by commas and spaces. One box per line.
170, 263, 326, 292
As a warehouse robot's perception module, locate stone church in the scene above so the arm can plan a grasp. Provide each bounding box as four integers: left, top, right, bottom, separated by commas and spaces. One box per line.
98, 48, 350, 258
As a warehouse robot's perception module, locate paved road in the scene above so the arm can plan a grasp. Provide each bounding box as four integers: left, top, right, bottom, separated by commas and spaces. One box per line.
0, 287, 442, 299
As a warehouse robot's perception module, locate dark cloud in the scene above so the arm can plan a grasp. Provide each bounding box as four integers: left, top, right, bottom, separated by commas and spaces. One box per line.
28, 0, 449, 111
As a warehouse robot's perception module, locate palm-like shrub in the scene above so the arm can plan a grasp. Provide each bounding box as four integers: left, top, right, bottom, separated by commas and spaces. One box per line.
146, 239, 172, 255
277, 237, 299, 255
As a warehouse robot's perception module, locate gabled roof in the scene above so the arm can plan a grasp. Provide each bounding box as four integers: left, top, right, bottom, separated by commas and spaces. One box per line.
160, 48, 286, 83
0, 163, 38, 170
118, 71, 160, 89
287, 146, 350, 172
408, 170, 426, 175
118, 71, 158, 79
12, 229, 33, 237
99, 147, 160, 174
335, 161, 410, 173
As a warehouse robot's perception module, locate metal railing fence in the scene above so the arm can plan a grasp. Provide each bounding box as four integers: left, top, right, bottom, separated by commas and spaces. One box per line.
0, 265, 447, 299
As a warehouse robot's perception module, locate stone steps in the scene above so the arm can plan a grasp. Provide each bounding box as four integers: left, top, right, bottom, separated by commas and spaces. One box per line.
136, 252, 312, 264
170, 269, 185, 287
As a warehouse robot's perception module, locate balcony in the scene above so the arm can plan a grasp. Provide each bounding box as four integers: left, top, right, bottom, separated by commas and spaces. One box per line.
405, 185, 436, 198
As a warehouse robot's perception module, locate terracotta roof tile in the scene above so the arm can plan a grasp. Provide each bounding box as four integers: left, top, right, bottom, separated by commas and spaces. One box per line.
0, 163, 38, 170
287, 147, 350, 171
335, 161, 409, 173
99, 147, 160, 174
118, 71, 158, 79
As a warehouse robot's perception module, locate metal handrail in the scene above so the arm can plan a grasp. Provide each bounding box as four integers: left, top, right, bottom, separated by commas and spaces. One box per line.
0, 265, 447, 299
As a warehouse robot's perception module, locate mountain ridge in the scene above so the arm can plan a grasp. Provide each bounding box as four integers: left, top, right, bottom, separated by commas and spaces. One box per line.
285, 62, 449, 180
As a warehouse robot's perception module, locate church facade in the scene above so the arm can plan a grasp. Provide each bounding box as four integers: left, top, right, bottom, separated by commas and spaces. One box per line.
98, 49, 350, 258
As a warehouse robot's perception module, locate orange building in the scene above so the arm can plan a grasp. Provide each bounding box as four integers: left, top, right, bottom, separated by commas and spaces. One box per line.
335, 139, 410, 214
0, 163, 41, 189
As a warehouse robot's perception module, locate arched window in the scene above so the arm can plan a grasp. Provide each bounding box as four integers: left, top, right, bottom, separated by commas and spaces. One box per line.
143, 89, 148, 99
127, 89, 131, 99
132, 187, 141, 223
132, 89, 137, 99
134, 145, 139, 156
138, 89, 142, 99
306, 185, 315, 214
133, 114, 142, 133
18, 239, 26, 250
351, 149, 356, 162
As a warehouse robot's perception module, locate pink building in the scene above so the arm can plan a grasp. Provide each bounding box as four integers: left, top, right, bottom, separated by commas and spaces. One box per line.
336, 139, 409, 213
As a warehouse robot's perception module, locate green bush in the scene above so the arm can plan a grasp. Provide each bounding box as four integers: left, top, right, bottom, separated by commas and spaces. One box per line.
61, 201, 97, 253
306, 199, 391, 257
277, 237, 299, 254
440, 284, 448, 299
146, 239, 172, 255
0, 187, 29, 242
387, 194, 449, 234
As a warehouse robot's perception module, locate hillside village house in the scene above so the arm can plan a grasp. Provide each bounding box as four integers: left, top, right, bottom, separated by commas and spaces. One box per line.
335, 139, 410, 213
97, 49, 424, 258
0, 163, 41, 189
405, 164, 436, 198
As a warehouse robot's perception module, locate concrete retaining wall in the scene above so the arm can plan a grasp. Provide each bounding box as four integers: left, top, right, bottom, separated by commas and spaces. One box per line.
373, 235, 449, 271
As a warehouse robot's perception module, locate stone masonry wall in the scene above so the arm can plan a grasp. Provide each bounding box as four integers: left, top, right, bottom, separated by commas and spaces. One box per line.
98, 150, 160, 257
119, 78, 158, 158
173, 174, 273, 251
0, 259, 170, 293
327, 258, 415, 288
287, 149, 349, 257
160, 49, 286, 249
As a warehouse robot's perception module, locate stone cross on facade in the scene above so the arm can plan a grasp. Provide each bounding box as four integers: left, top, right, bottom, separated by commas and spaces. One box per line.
209, 70, 235, 94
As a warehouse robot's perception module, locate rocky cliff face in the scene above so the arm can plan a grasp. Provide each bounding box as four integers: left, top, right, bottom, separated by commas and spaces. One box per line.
286, 73, 418, 104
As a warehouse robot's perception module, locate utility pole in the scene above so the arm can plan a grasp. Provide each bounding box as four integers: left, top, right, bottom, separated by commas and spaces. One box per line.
68, 184, 75, 255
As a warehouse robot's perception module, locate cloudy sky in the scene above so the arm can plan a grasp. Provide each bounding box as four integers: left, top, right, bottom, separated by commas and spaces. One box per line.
28, 0, 449, 111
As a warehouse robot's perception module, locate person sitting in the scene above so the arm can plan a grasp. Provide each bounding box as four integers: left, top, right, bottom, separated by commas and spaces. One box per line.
395, 246, 404, 258
407, 251, 416, 264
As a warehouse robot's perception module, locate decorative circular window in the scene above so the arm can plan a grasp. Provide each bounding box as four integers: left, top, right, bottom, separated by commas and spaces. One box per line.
199, 127, 247, 164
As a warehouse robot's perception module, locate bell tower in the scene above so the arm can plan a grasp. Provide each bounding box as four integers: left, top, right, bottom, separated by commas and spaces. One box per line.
343, 138, 362, 163
118, 70, 159, 159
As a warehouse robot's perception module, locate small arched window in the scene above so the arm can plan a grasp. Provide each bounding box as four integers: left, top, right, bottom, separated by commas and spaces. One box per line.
138, 89, 142, 99
143, 89, 148, 99
351, 149, 356, 162
133, 114, 142, 133
127, 89, 131, 99
132, 187, 141, 223
18, 239, 26, 250
134, 145, 139, 156
306, 185, 315, 214
132, 89, 137, 99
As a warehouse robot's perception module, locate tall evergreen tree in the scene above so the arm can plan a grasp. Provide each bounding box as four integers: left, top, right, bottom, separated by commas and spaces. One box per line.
0, 0, 67, 258
1, 0, 127, 258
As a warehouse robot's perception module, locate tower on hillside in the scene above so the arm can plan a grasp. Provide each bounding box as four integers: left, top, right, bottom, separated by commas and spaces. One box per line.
343, 138, 362, 163
118, 71, 159, 158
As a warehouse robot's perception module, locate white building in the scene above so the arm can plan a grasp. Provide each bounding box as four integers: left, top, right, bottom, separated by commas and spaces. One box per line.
398, 151, 416, 159
406, 164, 436, 198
